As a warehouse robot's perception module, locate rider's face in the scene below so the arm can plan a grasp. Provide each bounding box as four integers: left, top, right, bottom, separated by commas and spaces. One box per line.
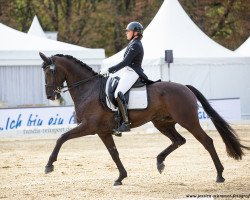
126, 30, 134, 40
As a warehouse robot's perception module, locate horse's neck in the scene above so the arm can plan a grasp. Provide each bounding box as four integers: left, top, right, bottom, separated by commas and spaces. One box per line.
64, 65, 99, 104
65, 68, 93, 86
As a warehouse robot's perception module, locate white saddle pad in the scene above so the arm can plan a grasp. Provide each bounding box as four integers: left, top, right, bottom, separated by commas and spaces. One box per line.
105, 77, 148, 111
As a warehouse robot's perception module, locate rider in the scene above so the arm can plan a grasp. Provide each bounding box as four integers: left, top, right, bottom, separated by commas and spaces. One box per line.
101, 21, 147, 133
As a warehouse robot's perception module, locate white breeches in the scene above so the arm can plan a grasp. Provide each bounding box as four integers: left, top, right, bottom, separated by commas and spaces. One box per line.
114, 67, 139, 98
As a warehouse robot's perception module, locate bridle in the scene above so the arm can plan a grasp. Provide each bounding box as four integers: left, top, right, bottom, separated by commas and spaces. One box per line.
43, 57, 100, 95
43, 58, 61, 97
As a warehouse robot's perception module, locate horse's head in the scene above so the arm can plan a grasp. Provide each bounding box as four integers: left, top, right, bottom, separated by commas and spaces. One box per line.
39, 52, 65, 100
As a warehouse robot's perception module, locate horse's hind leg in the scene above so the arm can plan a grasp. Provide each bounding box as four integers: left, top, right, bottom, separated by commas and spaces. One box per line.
152, 120, 186, 174
186, 124, 225, 183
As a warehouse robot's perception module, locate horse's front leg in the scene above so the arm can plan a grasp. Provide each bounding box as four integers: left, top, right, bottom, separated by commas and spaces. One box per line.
45, 123, 90, 174
99, 134, 127, 186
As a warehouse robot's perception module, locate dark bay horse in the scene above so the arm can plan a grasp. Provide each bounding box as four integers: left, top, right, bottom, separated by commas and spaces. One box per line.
39, 52, 249, 186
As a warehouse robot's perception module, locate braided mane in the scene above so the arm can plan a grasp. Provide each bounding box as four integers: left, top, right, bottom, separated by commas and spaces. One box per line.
54, 54, 98, 75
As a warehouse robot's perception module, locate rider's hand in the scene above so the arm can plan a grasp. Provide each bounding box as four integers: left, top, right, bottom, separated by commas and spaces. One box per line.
100, 68, 109, 76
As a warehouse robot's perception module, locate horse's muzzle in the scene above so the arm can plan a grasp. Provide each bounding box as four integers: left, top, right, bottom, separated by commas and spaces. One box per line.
47, 95, 53, 100
47, 93, 61, 100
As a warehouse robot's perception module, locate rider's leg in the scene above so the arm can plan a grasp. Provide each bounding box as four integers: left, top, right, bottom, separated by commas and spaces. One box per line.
114, 67, 139, 99
116, 92, 130, 132
114, 67, 139, 132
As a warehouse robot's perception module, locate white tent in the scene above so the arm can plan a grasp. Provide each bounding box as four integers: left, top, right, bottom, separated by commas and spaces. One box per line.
0, 23, 105, 66
0, 23, 105, 107
27, 15, 47, 38
28, 15, 58, 41
102, 0, 250, 119
235, 37, 250, 56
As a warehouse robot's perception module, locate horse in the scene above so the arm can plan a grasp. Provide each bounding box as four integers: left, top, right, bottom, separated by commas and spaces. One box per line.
39, 52, 249, 186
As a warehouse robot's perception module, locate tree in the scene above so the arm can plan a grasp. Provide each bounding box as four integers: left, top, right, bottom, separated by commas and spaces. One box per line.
0, 0, 248, 55
180, 0, 250, 50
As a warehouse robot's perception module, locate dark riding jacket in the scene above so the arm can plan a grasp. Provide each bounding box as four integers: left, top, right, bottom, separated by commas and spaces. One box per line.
108, 38, 150, 82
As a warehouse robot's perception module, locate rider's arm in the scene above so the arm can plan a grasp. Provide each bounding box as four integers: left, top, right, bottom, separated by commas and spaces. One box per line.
108, 43, 140, 73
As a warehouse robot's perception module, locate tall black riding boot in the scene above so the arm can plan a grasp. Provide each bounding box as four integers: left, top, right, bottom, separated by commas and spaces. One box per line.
116, 92, 131, 132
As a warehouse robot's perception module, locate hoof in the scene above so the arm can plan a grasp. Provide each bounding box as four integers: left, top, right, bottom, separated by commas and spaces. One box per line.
157, 162, 165, 174
45, 165, 54, 174
216, 176, 225, 183
113, 181, 122, 186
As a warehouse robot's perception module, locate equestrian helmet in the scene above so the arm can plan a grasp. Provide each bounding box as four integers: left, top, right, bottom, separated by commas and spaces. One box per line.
126, 22, 143, 34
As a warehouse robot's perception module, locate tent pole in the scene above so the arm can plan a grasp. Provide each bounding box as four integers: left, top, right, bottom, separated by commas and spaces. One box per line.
168, 63, 171, 82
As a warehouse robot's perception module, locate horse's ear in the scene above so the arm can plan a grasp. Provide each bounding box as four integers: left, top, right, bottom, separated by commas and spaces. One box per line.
39, 52, 50, 64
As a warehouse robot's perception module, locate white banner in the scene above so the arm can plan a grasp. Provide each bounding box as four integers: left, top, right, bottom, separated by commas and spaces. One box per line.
0, 98, 241, 133
0, 106, 76, 131
198, 98, 241, 121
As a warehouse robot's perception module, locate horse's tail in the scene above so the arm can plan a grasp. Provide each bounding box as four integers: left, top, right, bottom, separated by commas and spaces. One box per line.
186, 85, 250, 160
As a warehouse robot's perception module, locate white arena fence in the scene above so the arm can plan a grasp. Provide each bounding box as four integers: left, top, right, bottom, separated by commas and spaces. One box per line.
0, 98, 242, 138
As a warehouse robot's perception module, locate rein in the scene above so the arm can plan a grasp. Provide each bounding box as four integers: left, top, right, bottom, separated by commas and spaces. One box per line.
61, 74, 100, 93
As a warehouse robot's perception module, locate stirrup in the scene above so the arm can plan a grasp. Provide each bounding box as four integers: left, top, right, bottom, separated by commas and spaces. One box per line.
118, 122, 131, 132
113, 130, 122, 137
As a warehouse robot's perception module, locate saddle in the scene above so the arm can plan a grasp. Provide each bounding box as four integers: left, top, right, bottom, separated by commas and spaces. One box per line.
105, 76, 148, 111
